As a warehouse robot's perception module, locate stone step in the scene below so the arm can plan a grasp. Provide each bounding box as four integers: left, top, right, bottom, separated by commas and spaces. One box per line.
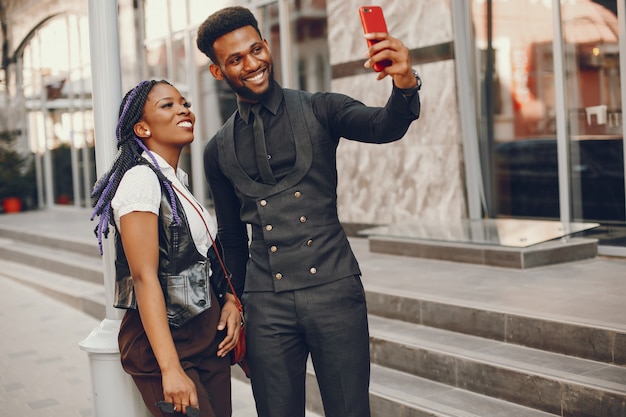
2, 221, 624, 417
368, 364, 558, 417
0, 236, 103, 285
0, 258, 106, 320
0, 221, 99, 257
233, 361, 560, 417
365, 284, 626, 366
2, 226, 623, 368
369, 315, 626, 417
5, 246, 621, 417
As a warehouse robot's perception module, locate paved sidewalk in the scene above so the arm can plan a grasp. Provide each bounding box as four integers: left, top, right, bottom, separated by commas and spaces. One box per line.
0, 275, 96, 417
0, 273, 259, 417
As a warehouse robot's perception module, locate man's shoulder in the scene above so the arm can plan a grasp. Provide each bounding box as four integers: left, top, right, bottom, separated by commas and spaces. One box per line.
208, 110, 239, 147
217, 110, 239, 133
283, 88, 314, 99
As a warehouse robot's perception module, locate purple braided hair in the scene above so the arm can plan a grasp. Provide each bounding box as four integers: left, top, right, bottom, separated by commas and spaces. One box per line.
90, 79, 181, 254
133, 136, 181, 226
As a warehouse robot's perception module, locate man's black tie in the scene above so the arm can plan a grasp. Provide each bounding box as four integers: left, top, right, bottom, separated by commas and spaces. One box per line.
250, 104, 276, 184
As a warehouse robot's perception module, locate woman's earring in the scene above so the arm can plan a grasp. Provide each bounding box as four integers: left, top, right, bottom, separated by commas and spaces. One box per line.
145, 130, 151, 137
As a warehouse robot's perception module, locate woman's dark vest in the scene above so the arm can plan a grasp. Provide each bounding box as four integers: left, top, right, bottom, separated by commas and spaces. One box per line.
215, 88, 361, 293
113, 164, 229, 328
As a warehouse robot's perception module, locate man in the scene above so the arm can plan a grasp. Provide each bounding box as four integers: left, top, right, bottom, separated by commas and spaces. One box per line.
197, 6, 420, 417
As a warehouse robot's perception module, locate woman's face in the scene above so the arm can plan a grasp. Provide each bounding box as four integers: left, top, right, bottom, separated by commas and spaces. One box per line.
139, 83, 195, 151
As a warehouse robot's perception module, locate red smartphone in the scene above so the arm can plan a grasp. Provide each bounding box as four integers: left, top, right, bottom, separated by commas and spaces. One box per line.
359, 6, 392, 72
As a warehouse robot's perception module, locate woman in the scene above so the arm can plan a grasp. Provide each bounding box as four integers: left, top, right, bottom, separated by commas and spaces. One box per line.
90, 79, 240, 417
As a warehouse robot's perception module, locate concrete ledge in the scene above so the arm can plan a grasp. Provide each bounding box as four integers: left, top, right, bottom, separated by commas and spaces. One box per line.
368, 236, 598, 269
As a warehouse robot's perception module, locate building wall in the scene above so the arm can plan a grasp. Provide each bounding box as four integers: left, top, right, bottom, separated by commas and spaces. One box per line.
327, 0, 468, 225
2, 0, 469, 227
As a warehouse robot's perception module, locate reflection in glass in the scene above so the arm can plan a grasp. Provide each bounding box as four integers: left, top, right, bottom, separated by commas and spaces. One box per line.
361, 218, 599, 248
144, 0, 168, 41
172, 36, 187, 87
472, 0, 625, 247
19, 14, 94, 208
146, 40, 167, 79
561, 1, 624, 231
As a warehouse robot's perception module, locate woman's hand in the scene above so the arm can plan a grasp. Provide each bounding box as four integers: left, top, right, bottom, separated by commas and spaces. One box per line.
120, 211, 199, 414
216, 292, 243, 357
161, 366, 199, 415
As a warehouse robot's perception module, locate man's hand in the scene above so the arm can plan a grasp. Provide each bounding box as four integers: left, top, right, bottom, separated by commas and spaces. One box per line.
363, 32, 416, 87
216, 292, 243, 357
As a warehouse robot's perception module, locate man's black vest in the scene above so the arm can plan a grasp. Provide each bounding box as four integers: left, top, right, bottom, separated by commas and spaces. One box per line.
215, 88, 361, 293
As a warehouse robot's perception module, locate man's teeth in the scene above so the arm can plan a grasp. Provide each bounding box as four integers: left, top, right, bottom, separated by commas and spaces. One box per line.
247, 72, 264, 82
177, 121, 192, 127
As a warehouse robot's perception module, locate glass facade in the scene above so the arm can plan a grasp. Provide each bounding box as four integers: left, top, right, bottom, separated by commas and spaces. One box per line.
20, 14, 94, 209
4, 0, 625, 255
472, 0, 625, 250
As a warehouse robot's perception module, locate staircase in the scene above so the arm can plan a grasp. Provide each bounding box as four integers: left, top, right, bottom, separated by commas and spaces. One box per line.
0, 215, 624, 417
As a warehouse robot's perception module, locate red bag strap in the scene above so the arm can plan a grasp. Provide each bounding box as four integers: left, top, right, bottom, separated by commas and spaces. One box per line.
170, 183, 241, 310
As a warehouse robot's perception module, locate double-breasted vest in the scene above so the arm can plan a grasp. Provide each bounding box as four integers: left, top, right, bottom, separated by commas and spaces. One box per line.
214, 88, 361, 292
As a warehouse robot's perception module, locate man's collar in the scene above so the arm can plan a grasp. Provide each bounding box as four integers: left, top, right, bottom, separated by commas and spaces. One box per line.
237, 81, 283, 124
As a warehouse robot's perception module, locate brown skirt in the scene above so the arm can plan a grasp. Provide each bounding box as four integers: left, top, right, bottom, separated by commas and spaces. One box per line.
118, 287, 231, 417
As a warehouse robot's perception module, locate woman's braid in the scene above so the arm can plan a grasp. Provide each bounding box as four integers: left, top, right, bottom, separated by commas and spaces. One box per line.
90, 79, 180, 254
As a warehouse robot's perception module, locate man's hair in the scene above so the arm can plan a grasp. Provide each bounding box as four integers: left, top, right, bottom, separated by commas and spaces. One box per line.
196, 6, 262, 64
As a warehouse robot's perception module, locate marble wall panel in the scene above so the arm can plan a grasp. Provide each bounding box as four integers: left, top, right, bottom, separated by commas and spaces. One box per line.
327, 0, 466, 226
327, 0, 453, 66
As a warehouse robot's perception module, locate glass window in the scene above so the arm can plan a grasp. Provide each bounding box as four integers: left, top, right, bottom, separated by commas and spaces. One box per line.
473, 0, 625, 247
562, 1, 624, 245
258, 3, 284, 85
256, 0, 330, 90
171, 35, 187, 87
146, 39, 168, 79
473, 0, 559, 218
144, 0, 168, 41
169, 0, 188, 33
189, 0, 222, 26
19, 14, 94, 208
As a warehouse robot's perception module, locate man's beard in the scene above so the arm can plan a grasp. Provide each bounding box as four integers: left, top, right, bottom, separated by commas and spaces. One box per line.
224, 66, 275, 102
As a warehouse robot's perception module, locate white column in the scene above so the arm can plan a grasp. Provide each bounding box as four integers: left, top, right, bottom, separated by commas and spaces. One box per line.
450, 1, 486, 220
78, 1, 150, 416
551, 0, 571, 225
619, 0, 626, 228
278, 0, 294, 88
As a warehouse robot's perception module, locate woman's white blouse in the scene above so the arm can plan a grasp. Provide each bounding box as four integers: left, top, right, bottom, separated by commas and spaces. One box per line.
111, 152, 217, 256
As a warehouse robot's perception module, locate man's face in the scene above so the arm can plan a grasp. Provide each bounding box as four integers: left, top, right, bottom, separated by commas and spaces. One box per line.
210, 25, 274, 103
